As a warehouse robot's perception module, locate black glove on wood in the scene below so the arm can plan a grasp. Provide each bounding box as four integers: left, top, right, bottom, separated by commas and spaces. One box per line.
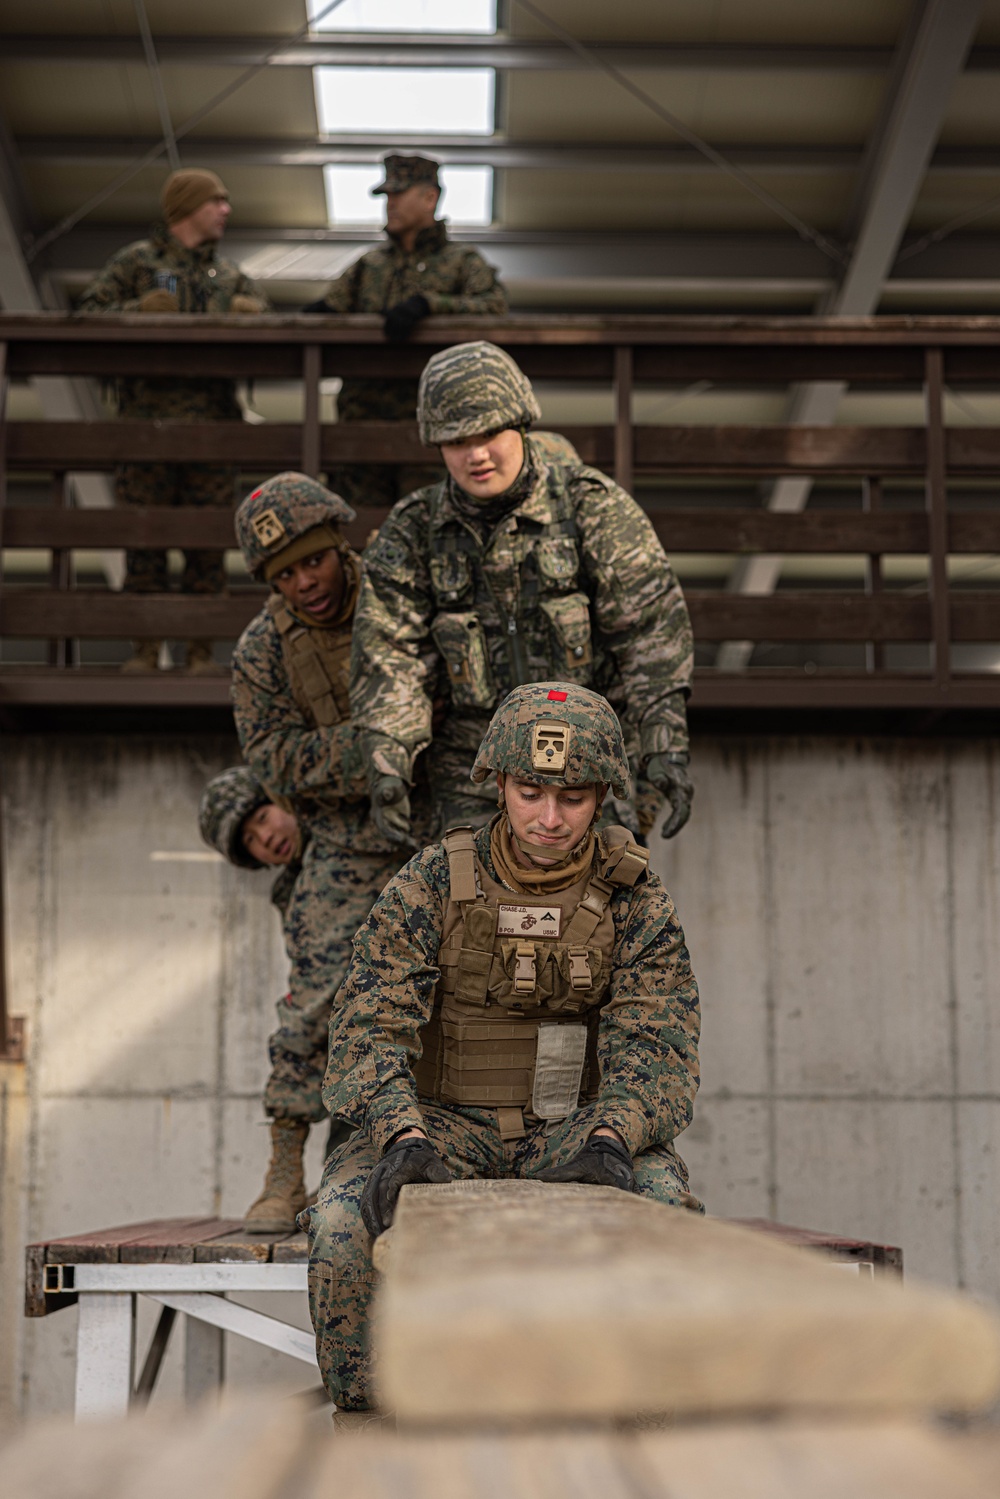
360, 1137, 452, 1237
301, 297, 331, 314
384, 293, 430, 342
535, 1134, 636, 1193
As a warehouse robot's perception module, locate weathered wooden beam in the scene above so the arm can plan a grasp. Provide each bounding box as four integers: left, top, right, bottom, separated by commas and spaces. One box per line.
372, 1180, 1000, 1423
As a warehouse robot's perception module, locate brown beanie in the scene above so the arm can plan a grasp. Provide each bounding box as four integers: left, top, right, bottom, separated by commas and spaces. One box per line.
161, 169, 229, 225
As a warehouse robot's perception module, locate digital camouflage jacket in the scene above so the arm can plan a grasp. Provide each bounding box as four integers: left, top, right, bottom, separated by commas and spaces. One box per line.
350, 436, 694, 786
77, 221, 267, 419
231, 604, 387, 853
318, 221, 507, 421
323, 818, 701, 1156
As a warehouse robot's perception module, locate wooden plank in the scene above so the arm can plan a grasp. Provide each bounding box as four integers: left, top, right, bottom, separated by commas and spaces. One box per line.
194, 1230, 292, 1264
119, 1218, 245, 1264
40, 1217, 191, 1263
6, 502, 1000, 557
271, 1233, 309, 1263
9, 418, 1000, 478
0, 589, 261, 639
733, 1217, 902, 1273
373, 1180, 1000, 1422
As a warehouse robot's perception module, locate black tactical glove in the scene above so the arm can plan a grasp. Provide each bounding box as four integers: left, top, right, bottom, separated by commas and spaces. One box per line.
360, 1136, 452, 1237
371, 775, 413, 847
536, 1133, 636, 1193
644, 752, 694, 839
384, 293, 430, 342
301, 297, 331, 314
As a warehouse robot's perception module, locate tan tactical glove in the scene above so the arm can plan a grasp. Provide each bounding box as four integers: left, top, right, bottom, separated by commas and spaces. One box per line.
138, 289, 179, 313
229, 295, 266, 315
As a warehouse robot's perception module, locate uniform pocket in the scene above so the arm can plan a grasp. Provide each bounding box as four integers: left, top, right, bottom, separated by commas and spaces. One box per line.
535, 538, 580, 587
431, 610, 495, 708
430, 551, 473, 606
539, 591, 593, 679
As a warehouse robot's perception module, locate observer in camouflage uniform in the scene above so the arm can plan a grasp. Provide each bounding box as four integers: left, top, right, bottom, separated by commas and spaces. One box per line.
351, 341, 694, 838
303, 684, 701, 1409
77, 169, 268, 597
305, 154, 507, 509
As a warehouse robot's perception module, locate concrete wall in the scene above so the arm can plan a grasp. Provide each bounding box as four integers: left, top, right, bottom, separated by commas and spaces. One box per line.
1, 733, 998, 1418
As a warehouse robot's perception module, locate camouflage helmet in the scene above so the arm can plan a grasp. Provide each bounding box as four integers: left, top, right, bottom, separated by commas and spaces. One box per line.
198, 766, 269, 870
235, 472, 355, 580
418, 341, 541, 445
471, 682, 631, 799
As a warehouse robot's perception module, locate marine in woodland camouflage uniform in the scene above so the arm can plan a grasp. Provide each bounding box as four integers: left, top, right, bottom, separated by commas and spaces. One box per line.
78, 169, 268, 667
303, 683, 701, 1409
305, 154, 507, 509
350, 341, 694, 842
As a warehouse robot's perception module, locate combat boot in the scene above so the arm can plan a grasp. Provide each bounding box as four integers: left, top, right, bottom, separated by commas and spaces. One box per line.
121, 639, 162, 673
186, 638, 223, 675
244, 1119, 309, 1232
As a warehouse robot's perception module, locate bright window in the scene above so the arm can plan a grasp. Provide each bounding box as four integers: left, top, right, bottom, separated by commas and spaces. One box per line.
310, 0, 496, 31
324, 163, 493, 225
315, 66, 494, 136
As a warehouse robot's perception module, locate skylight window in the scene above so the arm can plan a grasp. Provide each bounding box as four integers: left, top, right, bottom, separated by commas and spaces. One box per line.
324, 164, 493, 226
315, 67, 494, 136
310, 0, 496, 31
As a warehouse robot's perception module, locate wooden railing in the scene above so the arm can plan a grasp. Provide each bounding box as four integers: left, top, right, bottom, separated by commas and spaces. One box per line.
2, 313, 1000, 715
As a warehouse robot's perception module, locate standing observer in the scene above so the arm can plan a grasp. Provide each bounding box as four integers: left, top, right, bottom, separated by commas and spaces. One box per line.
303, 153, 508, 508
78, 168, 268, 674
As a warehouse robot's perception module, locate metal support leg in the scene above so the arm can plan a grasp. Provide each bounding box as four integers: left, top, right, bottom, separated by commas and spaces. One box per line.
74, 1293, 135, 1420
184, 1302, 225, 1406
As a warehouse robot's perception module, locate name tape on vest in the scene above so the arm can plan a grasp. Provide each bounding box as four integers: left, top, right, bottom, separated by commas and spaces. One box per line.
497, 904, 562, 938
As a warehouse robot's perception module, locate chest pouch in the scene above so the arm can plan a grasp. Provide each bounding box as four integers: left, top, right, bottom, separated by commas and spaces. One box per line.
431, 610, 496, 710
539, 592, 593, 680
492, 939, 605, 1015
430, 551, 474, 607
534, 536, 581, 588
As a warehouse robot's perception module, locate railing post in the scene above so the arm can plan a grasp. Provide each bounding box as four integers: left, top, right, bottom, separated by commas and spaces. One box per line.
613, 345, 633, 493
863, 475, 884, 674
301, 344, 322, 479
924, 348, 951, 689
48, 470, 72, 669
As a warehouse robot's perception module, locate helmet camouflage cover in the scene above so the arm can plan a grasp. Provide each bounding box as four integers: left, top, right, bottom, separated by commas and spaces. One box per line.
471, 682, 631, 800
235, 472, 355, 579
198, 765, 269, 869
418, 340, 542, 445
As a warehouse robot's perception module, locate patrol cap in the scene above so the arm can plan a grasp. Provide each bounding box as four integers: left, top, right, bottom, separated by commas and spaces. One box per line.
372, 153, 440, 195
418, 341, 542, 446
198, 766, 269, 870
472, 682, 631, 800
235, 472, 355, 580
162, 169, 228, 225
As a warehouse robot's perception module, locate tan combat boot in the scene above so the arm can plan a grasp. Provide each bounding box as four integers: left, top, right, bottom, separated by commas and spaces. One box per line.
186, 639, 223, 675
121, 639, 163, 673
244, 1120, 310, 1232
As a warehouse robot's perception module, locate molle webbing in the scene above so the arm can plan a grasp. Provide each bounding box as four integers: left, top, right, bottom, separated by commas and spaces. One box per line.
268, 595, 351, 728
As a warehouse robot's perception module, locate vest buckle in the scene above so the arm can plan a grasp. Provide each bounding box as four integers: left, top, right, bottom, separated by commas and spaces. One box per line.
567, 947, 592, 990
513, 943, 536, 995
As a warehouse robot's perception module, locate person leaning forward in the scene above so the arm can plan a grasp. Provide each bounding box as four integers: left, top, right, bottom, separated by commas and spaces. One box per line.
78, 168, 269, 675
199, 766, 362, 1232
302, 153, 508, 510
302, 682, 702, 1411
350, 340, 695, 847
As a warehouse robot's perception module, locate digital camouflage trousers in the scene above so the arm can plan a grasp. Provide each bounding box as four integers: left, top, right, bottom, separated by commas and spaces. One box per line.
265, 842, 400, 1125
303, 1099, 700, 1409
116, 460, 236, 594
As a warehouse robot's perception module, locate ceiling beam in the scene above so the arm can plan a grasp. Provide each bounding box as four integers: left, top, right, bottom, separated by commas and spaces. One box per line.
4, 32, 1000, 72
16, 136, 1000, 175
0, 35, 906, 70
718, 0, 985, 671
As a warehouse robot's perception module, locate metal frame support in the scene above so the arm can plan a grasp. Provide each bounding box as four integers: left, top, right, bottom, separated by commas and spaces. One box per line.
924, 348, 951, 686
